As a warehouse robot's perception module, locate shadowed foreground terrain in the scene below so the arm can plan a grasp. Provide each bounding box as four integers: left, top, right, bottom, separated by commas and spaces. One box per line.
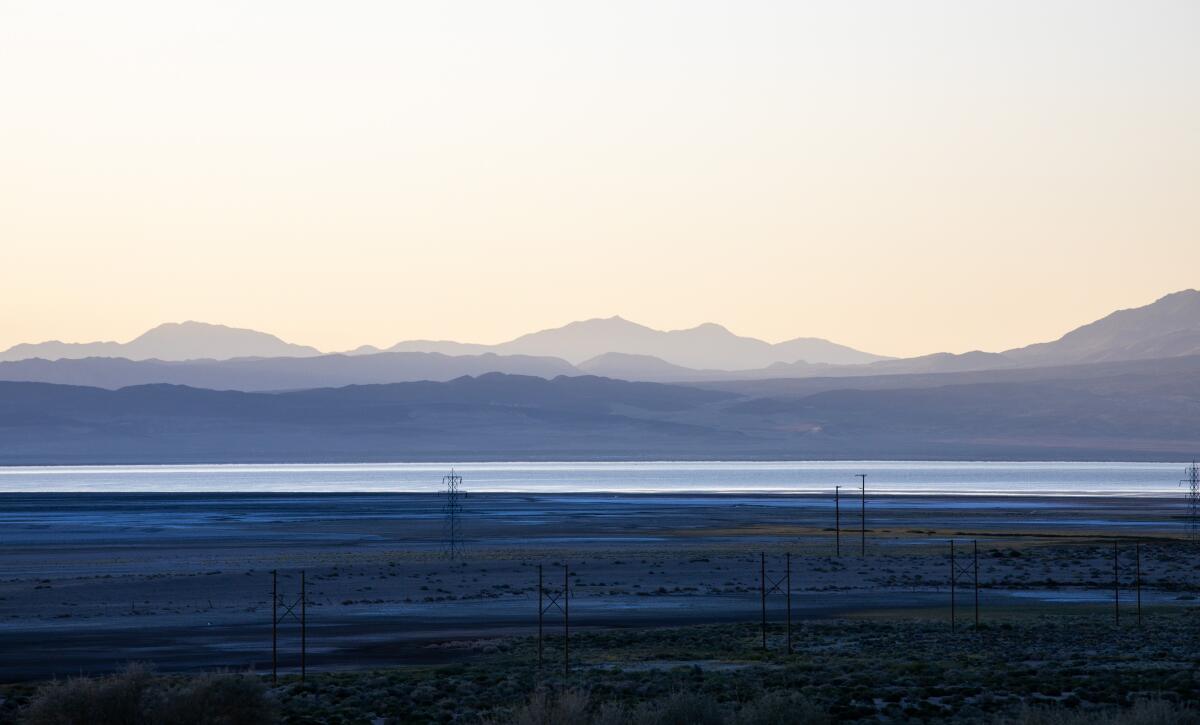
0, 492, 1198, 722
3, 615, 1199, 723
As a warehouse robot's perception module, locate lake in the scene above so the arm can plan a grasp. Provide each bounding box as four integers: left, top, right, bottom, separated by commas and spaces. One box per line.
0, 460, 1190, 495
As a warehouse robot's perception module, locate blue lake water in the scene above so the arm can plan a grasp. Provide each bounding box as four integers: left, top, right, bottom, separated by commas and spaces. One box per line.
0, 460, 1190, 495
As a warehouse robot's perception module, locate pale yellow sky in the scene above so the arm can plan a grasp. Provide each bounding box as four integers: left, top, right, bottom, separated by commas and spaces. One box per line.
2, 1, 1198, 357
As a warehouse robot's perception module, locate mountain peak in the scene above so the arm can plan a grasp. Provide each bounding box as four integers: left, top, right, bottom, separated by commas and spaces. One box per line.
1149, 288, 1200, 308
1005, 289, 1200, 366
487, 316, 882, 368
0, 322, 321, 363
687, 322, 733, 334
124, 321, 321, 360
566, 316, 649, 329
134, 320, 242, 339
375, 315, 886, 369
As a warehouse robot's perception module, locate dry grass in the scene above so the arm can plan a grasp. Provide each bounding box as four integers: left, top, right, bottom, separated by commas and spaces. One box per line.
487, 687, 829, 725
20, 664, 275, 725
995, 699, 1200, 725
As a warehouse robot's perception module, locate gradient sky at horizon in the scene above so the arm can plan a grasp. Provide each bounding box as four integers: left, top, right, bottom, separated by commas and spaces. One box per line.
2, 1, 1198, 357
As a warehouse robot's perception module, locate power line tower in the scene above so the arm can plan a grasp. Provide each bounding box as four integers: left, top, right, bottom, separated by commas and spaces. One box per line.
442, 468, 465, 559
1182, 460, 1199, 543
857, 473, 867, 557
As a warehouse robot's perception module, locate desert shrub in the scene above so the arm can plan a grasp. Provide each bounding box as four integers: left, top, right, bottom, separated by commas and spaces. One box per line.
733, 692, 831, 725
505, 687, 592, 725
146, 671, 276, 725
996, 698, 1200, 725
22, 663, 154, 725
20, 665, 276, 725
590, 701, 634, 725
491, 688, 727, 725
632, 690, 725, 725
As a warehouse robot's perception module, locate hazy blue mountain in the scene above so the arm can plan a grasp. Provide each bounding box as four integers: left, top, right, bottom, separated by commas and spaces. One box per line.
1005, 289, 1200, 366
578, 349, 1016, 383
580, 349, 1017, 383
577, 352, 702, 380
0, 375, 741, 464
345, 345, 385, 355
385, 340, 492, 356
577, 352, 836, 382
500, 318, 779, 368
714, 358, 1200, 460
0, 351, 579, 391
2, 360, 1197, 464
6, 290, 1197, 378
379, 292, 1200, 382
0, 321, 321, 362
697, 351, 1200, 398
771, 336, 888, 366
849, 350, 1018, 376
388, 316, 889, 369
725, 289, 1200, 380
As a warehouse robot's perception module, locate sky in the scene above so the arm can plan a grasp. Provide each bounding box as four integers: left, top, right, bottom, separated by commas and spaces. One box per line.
2, 1, 1198, 358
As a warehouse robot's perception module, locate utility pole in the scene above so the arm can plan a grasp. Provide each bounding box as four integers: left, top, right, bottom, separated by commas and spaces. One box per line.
758, 552, 792, 654
537, 563, 569, 673
760, 552, 767, 651
563, 564, 570, 677
537, 565, 543, 668
835, 486, 841, 557
1114, 542, 1120, 626
271, 570, 306, 683
300, 570, 307, 682
1135, 542, 1142, 627
442, 469, 465, 560
857, 474, 867, 557
1182, 461, 1200, 542
973, 540, 980, 629
950, 540, 956, 632
949, 539, 979, 631
785, 552, 792, 655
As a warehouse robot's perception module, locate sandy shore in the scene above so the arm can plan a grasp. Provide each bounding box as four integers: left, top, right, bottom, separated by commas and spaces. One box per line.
0, 493, 1196, 681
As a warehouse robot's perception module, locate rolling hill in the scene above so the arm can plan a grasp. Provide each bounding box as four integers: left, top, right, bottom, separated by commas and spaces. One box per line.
0, 351, 579, 391
1, 361, 1196, 464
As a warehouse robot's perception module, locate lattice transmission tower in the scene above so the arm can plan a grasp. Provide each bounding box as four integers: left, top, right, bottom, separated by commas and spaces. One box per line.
442, 468, 465, 559
1182, 460, 1200, 543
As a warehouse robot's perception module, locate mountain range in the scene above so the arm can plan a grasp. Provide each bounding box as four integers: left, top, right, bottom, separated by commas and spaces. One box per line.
2, 356, 1197, 464
590, 290, 1200, 382
1, 290, 1199, 390
371, 317, 890, 368
1003, 289, 1200, 366
0, 317, 886, 369
2, 289, 1199, 464
0, 352, 578, 392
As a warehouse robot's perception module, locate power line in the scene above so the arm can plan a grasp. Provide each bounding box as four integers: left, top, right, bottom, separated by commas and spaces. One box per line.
1182, 460, 1199, 543
857, 474, 867, 557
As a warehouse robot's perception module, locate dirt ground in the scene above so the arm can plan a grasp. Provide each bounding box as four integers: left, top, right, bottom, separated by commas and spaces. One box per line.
1, 492, 1196, 681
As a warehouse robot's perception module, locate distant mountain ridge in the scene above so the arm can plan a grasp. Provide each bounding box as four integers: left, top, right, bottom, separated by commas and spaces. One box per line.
4, 290, 1199, 383
0, 351, 579, 391
0, 316, 888, 369
741, 289, 1200, 381
0, 321, 320, 362
385, 316, 890, 369
2, 359, 1197, 464
1004, 289, 1200, 366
